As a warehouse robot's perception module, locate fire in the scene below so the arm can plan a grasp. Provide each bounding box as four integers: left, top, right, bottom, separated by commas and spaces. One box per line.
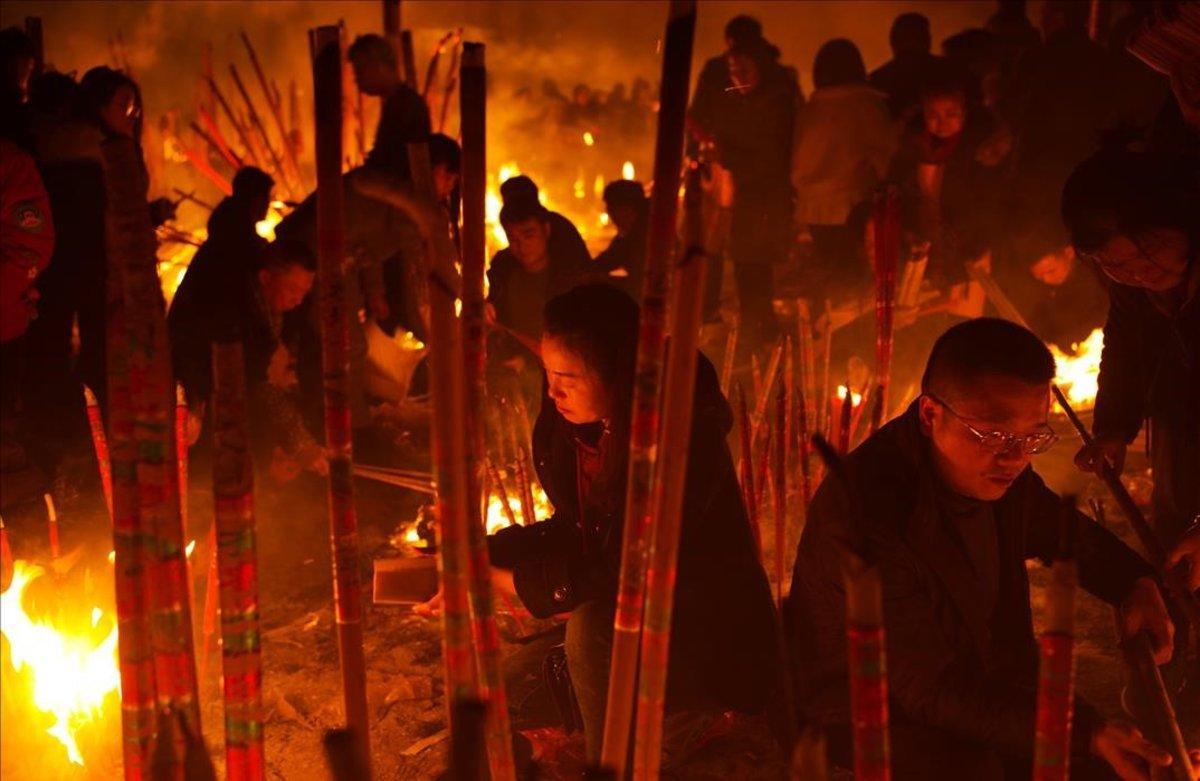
622, 161, 635, 180
255, 199, 288, 241
836, 384, 863, 407
582, 131, 595, 147
1050, 328, 1104, 408
0, 560, 120, 766
485, 483, 552, 534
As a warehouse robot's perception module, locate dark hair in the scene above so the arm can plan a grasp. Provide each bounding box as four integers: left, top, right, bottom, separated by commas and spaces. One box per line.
499, 197, 549, 228
813, 39, 866, 89
1061, 146, 1198, 254
499, 174, 538, 204
724, 15, 763, 45
29, 71, 77, 115
260, 238, 316, 273
78, 66, 141, 139
347, 34, 396, 70
231, 166, 274, 200
890, 12, 932, 54
543, 284, 640, 507
602, 179, 646, 208
921, 318, 1055, 396
0, 26, 35, 63
429, 132, 461, 173
727, 37, 776, 72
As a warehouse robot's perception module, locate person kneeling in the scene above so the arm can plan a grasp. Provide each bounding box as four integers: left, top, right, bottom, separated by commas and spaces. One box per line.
487, 284, 779, 766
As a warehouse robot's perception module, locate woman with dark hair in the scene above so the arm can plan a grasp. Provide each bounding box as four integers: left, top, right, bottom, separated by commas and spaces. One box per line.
886, 71, 1010, 288
791, 38, 896, 295
1060, 146, 1200, 605
488, 283, 779, 766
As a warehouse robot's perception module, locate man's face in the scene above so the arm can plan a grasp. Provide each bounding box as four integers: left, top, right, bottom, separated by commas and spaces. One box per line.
351, 59, 390, 97
1081, 229, 1189, 292
432, 164, 459, 201
727, 54, 761, 92
259, 265, 315, 313
923, 94, 966, 140
1030, 246, 1074, 286
503, 218, 551, 272
542, 335, 610, 425
919, 375, 1052, 501
605, 202, 638, 234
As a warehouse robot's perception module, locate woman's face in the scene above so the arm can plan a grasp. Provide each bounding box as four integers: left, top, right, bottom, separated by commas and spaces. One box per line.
101, 84, 138, 137
1082, 228, 1190, 292
923, 94, 966, 140
542, 335, 611, 425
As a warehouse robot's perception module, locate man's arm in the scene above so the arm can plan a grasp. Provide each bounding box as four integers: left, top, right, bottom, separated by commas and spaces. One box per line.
1092, 285, 1149, 445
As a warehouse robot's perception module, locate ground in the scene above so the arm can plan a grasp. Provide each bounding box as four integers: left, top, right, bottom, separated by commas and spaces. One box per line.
1, 384, 1195, 780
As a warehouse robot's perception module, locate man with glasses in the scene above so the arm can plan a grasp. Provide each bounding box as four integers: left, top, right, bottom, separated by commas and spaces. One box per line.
789, 318, 1180, 778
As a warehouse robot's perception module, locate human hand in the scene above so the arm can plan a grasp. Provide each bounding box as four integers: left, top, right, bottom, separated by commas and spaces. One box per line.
1090, 721, 1174, 780
1118, 578, 1175, 665
1075, 439, 1127, 475
1166, 523, 1200, 591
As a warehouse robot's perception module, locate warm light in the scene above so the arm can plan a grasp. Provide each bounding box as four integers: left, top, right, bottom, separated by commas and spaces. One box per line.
593, 174, 605, 198
599, 212, 610, 226
255, 201, 287, 241
573, 177, 586, 199
485, 483, 552, 534
622, 161, 635, 180
403, 526, 421, 545
1051, 328, 1103, 409
185, 539, 196, 558
582, 131, 595, 147
836, 385, 863, 407
1, 560, 120, 766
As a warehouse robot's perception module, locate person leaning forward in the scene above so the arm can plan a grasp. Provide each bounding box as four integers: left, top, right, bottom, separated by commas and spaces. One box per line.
789, 318, 1181, 780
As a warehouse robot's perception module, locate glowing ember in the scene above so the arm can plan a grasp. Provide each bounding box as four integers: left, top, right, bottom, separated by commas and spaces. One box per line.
622, 161, 635, 180
836, 384, 863, 407
485, 483, 552, 534
255, 200, 288, 241
582, 131, 595, 147
1050, 328, 1104, 409
0, 560, 120, 767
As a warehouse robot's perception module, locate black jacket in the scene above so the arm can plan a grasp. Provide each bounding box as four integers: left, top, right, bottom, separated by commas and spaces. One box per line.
1093, 261, 1200, 537
488, 356, 779, 713
789, 403, 1154, 775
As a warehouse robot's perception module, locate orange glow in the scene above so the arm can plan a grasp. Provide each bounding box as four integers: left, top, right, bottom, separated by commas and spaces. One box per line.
1050, 328, 1103, 409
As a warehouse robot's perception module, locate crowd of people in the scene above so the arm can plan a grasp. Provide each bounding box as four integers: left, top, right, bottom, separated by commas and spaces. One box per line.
1, 2, 1199, 777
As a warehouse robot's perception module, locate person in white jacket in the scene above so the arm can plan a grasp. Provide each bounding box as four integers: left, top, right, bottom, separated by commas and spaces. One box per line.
792, 39, 897, 294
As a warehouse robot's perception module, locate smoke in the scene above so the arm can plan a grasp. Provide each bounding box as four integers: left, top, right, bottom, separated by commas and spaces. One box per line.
1, 1, 997, 223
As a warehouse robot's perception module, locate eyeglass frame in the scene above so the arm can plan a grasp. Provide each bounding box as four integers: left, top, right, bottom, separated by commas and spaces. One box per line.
924, 393, 1059, 455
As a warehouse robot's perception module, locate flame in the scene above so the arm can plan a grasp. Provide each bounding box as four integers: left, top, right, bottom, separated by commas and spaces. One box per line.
582, 131, 595, 147
1050, 328, 1104, 408
622, 161, 635, 180
1, 560, 120, 766
573, 177, 586, 199
185, 539, 196, 558
836, 385, 863, 407
485, 483, 552, 534
255, 200, 288, 241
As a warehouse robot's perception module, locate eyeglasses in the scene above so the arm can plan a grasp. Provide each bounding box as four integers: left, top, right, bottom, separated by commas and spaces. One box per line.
927, 394, 1058, 455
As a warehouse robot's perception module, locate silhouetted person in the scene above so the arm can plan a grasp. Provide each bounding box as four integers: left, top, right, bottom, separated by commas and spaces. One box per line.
870, 13, 947, 120
985, 0, 1040, 80
1002, 0, 1114, 216
168, 166, 274, 371
0, 26, 36, 148
792, 38, 895, 296
594, 179, 647, 295
888, 75, 1009, 286
169, 239, 324, 481
689, 15, 780, 144
348, 34, 430, 180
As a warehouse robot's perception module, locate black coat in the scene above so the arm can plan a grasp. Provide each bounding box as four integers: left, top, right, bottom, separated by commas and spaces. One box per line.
1093, 260, 1200, 539
789, 403, 1154, 776
488, 356, 779, 714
